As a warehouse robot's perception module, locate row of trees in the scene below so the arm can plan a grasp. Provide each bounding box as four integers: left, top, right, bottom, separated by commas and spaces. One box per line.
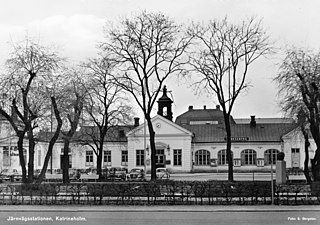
0, 40, 132, 183
0, 11, 318, 183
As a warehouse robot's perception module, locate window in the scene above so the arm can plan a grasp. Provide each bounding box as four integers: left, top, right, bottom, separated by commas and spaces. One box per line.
292, 148, 300, 153
173, 149, 182, 166
104, 151, 111, 166
217, 150, 233, 165
195, 150, 210, 166
122, 150, 128, 166
136, 150, 144, 166
86, 151, 94, 166
241, 149, 257, 165
163, 107, 167, 116
156, 149, 165, 165
38, 150, 42, 167
3, 147, 10, 166
264, 149, 279, 165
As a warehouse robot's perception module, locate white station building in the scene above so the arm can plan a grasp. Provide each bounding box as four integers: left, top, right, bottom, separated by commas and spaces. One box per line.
0, 86, 316, 174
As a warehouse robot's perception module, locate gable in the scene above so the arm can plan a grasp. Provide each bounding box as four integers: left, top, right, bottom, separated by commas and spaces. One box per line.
127, 115, 193, 138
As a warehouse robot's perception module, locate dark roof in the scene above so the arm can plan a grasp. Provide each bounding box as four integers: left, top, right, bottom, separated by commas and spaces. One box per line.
76, 125, 133, 142
37, 125, 134, 143
181, 123, 298, 143
175, 107, 235, 125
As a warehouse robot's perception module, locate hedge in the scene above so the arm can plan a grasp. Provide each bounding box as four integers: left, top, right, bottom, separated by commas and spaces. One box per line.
0, 180, 317, 205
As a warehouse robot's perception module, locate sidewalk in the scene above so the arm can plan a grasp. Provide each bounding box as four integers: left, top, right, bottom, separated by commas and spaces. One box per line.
0, 205, 319, 212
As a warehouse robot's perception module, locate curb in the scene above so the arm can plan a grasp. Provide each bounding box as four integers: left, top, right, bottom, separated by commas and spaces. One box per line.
0, 205, 319, 212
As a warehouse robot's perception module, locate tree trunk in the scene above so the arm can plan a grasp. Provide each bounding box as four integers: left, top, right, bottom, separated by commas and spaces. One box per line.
27, 130, 35, 183
17, 133, 27, 183
62, 138, 71, 183
224, 118, 234, 182
97, 140, 104, 180
312, 149, 320, 181
301, 127, 312, 183
310, 123, 320, 181
36, 97, 62, 184
146, 117, 157, 180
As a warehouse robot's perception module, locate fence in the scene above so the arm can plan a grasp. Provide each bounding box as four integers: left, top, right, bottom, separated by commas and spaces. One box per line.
0, 180, 319, 205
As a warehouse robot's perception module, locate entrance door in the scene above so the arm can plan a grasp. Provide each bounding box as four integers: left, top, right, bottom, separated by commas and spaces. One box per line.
156, 149, 165, 169
291, 148, 300, 168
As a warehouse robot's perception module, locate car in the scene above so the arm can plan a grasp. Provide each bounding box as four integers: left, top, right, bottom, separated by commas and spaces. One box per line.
33, 169, 42, 179
69, 168, 81, 180
0, 168, 22, 182
156, 168, 170, 179
108, 167, 128, 181
127, 168, 145, 181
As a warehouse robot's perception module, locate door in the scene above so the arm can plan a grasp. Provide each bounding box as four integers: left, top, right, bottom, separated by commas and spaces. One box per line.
156, 149, 165, 169
291, 148, 300, 168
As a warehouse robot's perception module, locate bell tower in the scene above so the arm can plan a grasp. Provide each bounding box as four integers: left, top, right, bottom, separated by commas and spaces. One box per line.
157, 85, 173, 121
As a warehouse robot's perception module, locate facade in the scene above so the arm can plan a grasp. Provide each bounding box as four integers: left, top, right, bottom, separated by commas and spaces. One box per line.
0, 86, 317, 174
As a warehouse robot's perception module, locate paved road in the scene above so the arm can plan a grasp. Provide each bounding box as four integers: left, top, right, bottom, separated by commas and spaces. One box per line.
0, 205, 318, 225
146, 172, 276, 181
146, 172, 306, 182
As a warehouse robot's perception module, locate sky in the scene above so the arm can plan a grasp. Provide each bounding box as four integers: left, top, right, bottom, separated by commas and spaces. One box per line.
1, 0, 320, 120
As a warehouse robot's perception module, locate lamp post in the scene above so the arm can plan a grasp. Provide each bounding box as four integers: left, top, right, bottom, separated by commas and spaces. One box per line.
271, 151, 274, 205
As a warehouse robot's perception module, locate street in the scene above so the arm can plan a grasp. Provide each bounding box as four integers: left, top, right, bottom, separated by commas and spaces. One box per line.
147, 172, 278, 181
0, 206, 319, 225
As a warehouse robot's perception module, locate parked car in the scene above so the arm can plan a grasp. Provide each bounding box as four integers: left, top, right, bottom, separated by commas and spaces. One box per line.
33, 169, 42, 180
69, 168, 81, 180
0, 169, 22, 182
100, 168, 110, 180
85, 167, 97, 174
108, 167, 128, 181
156, 168, 170, 179
127, 168, 145, 181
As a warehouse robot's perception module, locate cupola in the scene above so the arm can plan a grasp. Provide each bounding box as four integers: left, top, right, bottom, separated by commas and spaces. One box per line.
157, 85, 173, 121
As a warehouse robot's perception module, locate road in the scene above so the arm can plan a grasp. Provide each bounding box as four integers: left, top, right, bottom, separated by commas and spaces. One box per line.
146, 172, 306, 182
0, 206, 318, 225
146, 172, 276, 181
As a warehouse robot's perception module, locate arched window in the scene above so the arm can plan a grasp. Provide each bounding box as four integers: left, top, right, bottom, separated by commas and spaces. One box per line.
241, 149, 257, 165
195, 150, 210, 165
264, 149, 280, 165
217, 150, 233, 165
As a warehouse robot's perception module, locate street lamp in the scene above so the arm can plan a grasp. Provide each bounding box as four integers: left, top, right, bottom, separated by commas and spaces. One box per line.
271, 150, 275, 205
166, 145, 170, 155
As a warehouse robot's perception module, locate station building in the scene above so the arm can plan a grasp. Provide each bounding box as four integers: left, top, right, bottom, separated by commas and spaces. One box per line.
0, 86, 316, 174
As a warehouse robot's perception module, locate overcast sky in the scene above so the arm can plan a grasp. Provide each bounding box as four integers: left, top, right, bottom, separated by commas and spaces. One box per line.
1, 0, 319, 120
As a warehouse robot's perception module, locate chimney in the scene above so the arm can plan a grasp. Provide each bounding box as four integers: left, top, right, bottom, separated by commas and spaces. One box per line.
250, 115, 256, 128
134, 117, 140, 127
188, 105, 193, 111
216, 105, 220, 110
203, 105, 206, 110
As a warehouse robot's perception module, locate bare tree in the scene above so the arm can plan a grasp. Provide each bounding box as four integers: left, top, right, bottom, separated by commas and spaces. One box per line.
80, 57, 132, 179
275, 48, 320, 181
188, 17, 271, 181
0, 39, 62, 183
101, 11, 192, 180
34, 73, 65, 183
59, 66, 87, 183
